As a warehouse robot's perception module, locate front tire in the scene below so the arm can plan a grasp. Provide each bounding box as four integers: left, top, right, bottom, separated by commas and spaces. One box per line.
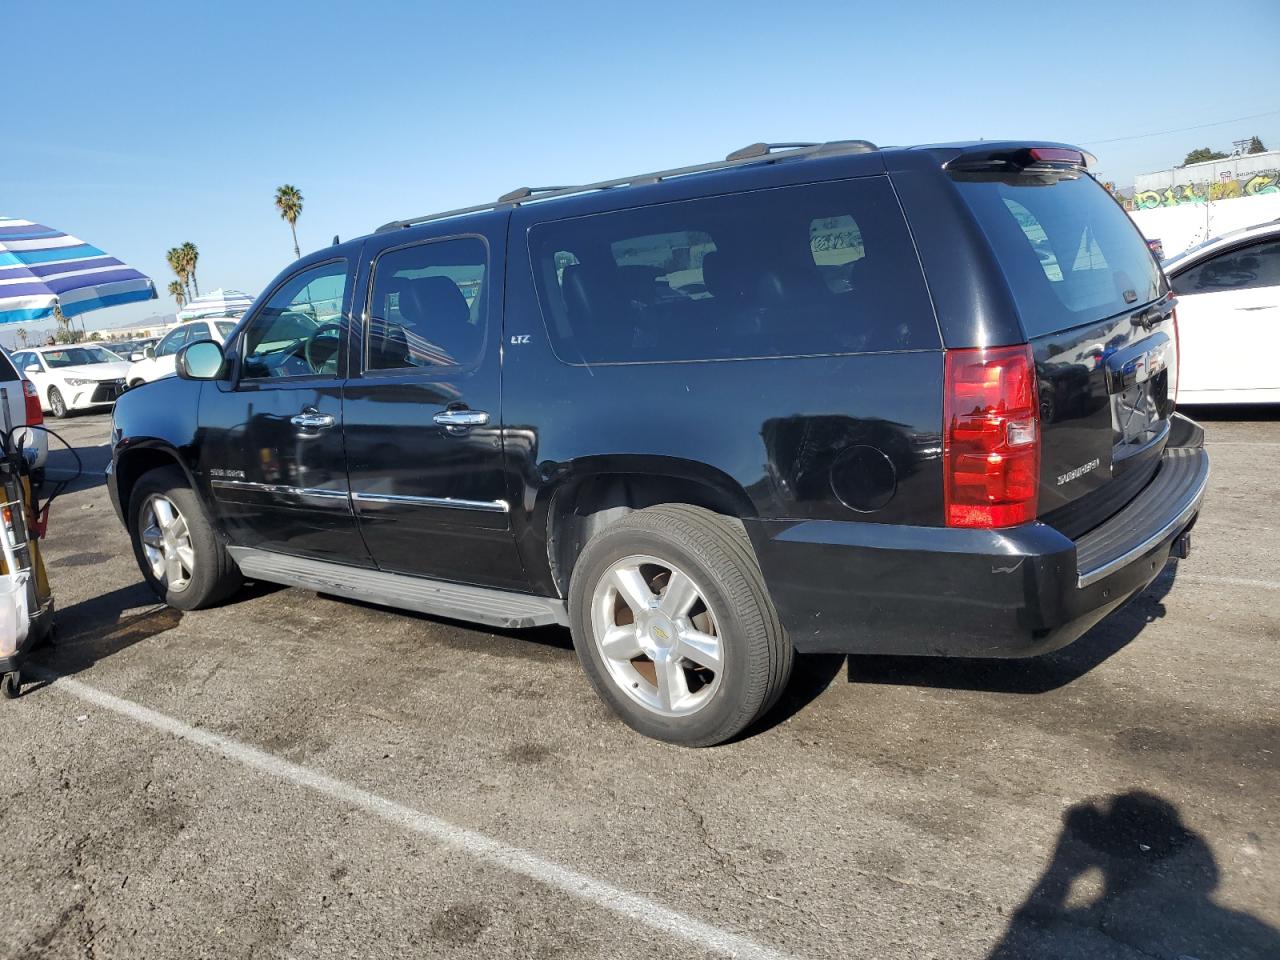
127, 466, 242, 610
568, 504, 792, 746
48, 387, 68, 418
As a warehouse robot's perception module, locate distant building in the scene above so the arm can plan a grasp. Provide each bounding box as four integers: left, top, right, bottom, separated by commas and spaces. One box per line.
1132, 150, 1280, 208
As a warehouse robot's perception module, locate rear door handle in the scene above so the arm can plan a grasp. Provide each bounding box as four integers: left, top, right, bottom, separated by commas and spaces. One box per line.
433, 409, 489, 435
291, 409, 336, 430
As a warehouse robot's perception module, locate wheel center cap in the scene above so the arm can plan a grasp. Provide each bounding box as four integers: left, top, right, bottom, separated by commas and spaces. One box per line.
647, 616, 676, 650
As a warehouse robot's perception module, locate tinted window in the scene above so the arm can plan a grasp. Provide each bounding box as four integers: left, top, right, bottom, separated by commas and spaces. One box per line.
0, 352, 20, 382
215, 321, 238, 339
156, 326, 190, 357
366, 237, 486, 371
954, 175, 1162, 337
1175, 238, 1280, 294
529, 178, 937, 364
241, 261, 348, 379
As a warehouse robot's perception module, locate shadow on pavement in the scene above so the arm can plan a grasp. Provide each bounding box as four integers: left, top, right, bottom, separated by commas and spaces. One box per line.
1183, 403, 1280, 422
37, 418, 110, 494
20, 582, 179, 692
740, 653, 847, 740
987, 791, 1279, 959
844, 562, 1178, 695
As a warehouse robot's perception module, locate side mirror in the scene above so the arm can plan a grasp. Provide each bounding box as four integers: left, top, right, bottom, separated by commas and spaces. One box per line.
129, 351, 143, 361
144, 344, 156, 359
176, 340, 226, 381
23, 364, 40, 375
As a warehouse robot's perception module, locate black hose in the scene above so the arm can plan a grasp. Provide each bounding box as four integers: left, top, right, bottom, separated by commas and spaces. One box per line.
0, 423, 84, 534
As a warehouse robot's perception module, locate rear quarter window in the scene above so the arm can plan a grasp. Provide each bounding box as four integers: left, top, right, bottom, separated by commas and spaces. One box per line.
0, 352, 21, 382
954, 175, 1163, 337
528, 177, 938, 364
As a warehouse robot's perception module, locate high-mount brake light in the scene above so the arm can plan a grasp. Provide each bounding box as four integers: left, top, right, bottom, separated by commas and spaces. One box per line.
943, 344, 1040, 528
22, 380, 43, 426
1028, 147, 1085, 165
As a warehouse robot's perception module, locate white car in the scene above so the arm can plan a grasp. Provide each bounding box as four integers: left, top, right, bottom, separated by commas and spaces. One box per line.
1164, 219, 1280, 404
0, 349, 48, 472
125, 319, 238, 388
10, 344, 130, 419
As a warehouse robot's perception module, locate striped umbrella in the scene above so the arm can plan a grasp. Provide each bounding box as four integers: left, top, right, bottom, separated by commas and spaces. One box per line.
0, 216, 156, 324
177, 287, 254, 321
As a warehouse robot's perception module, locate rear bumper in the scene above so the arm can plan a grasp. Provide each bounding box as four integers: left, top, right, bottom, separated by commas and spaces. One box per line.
748, 435, 1208, 658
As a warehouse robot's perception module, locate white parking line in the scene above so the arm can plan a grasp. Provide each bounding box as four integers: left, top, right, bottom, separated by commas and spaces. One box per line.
46, 675, 802, 960
1181, 574, 1280, 591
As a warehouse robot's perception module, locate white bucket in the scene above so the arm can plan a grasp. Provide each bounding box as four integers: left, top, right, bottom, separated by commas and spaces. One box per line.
0, 573, 31, 658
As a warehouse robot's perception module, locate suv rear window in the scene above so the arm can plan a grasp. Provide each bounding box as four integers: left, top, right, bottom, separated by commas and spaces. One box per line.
954, 175, 1162, 337
0, 351, 19, 382
529, 178, 937, 364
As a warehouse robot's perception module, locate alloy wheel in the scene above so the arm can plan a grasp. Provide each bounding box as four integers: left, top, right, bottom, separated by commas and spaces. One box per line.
49, 389, 65, 417
590, 554, 724, 717
139, 495, 195, 592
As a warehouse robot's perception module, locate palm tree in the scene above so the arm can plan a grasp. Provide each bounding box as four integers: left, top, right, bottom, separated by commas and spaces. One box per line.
274, 184, 304, 259
168, 280, 186, 312
166, 247, 191, 301
181, 241, 200, 297
14, 328, 28, 347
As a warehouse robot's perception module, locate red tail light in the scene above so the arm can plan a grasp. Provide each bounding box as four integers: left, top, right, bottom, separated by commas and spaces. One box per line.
22, 380, 43, 426
943, 344, 1040, 528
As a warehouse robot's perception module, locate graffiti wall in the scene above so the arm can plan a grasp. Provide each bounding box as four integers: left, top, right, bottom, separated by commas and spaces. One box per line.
1134, 171, 1279, 208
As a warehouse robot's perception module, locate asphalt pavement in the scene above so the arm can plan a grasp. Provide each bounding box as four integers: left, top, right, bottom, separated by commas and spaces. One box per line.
0, 409, 1275, 960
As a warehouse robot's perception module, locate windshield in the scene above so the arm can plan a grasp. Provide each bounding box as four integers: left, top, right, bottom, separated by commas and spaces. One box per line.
41, 346, 122, 367
954, 175, 1164, 337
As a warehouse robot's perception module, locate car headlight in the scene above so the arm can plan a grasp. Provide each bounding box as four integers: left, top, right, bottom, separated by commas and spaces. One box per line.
64, 377, 95, 386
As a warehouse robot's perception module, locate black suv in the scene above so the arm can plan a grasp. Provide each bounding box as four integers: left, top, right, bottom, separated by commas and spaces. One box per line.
108, 140, 1208, 745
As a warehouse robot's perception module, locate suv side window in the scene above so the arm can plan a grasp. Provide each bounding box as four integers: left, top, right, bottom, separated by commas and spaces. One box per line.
240, 261, 349, 380
155, 326, 190, 357
365, 237, 487, 371
1176, 238, 1280, 293
185, 322, 214, 345
528, 177, 937, 364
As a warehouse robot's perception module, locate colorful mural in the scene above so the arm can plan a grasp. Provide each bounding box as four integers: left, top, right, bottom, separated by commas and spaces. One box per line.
1134, 171, 1280, 209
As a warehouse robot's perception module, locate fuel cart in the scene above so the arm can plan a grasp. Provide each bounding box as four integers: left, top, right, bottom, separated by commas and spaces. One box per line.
0, 434, 54, 699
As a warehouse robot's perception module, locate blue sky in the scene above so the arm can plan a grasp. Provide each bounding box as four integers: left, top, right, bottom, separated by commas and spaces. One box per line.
7, 0, 1280, 334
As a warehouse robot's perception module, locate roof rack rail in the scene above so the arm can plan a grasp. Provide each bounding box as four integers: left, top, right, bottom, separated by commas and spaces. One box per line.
377, 138, 880, 233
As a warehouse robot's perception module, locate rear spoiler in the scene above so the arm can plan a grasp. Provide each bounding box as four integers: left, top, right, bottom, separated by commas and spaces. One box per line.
944, 145, 1097, 177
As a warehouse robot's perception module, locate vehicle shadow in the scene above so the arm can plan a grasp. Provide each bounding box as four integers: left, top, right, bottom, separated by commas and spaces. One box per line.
37, 419, 110, 493
1182, 402, 1280, 422
736, 653, 847, 741
19, 582, 179, 692
987, 790, 1278, 959
844, 562, 1178, 695
20, 580, 281, 692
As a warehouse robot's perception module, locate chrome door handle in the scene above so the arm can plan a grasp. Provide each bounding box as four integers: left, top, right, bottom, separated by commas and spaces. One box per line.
291, 410, 336, 429
433, 409, 489, 431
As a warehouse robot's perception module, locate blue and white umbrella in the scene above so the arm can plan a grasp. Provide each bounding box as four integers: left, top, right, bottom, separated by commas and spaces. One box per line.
177, 287, 254, 321
0, 216, 156, 324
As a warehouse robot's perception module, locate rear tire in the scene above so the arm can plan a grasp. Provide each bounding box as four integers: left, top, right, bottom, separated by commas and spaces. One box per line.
568, 504, 792, 746
48, 387, 68, 418
127, 465, 242, 610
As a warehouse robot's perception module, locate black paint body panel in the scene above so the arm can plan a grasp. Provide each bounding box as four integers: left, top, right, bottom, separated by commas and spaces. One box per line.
106, 139, 1204, 663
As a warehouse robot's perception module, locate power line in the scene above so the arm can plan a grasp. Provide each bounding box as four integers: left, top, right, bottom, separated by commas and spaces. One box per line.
1078, 108, 1280, 146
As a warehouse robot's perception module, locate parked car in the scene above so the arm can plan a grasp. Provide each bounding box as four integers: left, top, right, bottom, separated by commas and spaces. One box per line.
125, 320, 238, 387
11, 344, 129, 418
108, 338, 157, 362
108, 139, 1208, 745
0, 348, 48, 477
1162, 218, 1280, 404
